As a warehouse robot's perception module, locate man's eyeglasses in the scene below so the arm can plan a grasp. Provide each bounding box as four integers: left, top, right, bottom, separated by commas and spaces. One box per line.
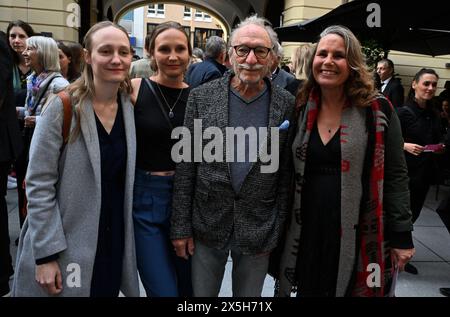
233, 45, 272, 59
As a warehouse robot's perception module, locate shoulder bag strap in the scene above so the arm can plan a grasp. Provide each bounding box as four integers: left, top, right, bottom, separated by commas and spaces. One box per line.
57, 90, 72, 146
143, 77, 174, 130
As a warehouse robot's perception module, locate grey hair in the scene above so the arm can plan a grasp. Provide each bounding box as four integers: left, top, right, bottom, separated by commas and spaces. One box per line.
26, 36, 60, 72
228, 15, 278, 55
192, 47, 204, 60
205, 36, 226, 59
273, 42, 283, 59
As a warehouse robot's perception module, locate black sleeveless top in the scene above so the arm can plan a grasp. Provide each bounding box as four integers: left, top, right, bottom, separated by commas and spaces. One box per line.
134, 79, 190, 171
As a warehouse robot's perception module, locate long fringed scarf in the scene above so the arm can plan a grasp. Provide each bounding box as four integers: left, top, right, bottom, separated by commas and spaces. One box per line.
25, 71, 50, 115
278, 88, 393, 297
351, 94, 394, 297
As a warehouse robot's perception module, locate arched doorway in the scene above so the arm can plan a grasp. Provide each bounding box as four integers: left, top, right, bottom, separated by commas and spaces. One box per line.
115, 2, 231, 57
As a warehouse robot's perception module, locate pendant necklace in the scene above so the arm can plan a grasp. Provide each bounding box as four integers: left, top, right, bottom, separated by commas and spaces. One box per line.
156, 82, 184, 118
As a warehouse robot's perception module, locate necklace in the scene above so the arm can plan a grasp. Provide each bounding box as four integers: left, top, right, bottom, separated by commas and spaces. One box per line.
155, 82, 184, 118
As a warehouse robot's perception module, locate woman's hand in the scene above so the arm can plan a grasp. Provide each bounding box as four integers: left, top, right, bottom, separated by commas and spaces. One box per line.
404, 142, 424, 156
24, 115, 36, 128
35, 261, 63, 295
391, 248, 415, 271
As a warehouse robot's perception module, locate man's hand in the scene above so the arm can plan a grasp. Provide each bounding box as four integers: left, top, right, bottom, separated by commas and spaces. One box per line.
172, 237, 195, 260
391, 248, 415, 271
35, 261, 63, 295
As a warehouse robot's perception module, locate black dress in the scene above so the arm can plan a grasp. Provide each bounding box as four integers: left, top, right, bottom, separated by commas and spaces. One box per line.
90, 99, 127, 297
296, 123, 341, 297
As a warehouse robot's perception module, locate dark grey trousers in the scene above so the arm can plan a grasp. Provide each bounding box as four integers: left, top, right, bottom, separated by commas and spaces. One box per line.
192, 239, 269, 297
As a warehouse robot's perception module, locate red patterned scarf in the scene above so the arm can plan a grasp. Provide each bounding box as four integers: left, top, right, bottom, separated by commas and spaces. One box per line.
351, 97, 394, 296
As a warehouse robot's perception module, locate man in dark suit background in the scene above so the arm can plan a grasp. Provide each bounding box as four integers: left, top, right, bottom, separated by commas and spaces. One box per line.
0, 31, 23, 297
377, 58, 405, 107
185, 35, 228, 89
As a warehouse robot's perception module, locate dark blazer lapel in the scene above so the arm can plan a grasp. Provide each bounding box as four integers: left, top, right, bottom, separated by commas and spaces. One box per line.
383, 80, 392, 96
80, 99, 101, 192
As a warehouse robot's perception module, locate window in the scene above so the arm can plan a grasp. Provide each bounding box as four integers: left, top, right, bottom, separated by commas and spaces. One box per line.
183, 6, 192, 20
183, 27, 191, 41
194, 28, 223, 50
122, 11, 134, 21
147, 4, 165, 18
147, 23, 158, 35
194, 10, 212, 22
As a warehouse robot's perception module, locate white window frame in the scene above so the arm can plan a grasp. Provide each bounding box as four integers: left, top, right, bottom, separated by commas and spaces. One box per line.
183, 6, 192, 20
147, 4, 165, 18
194, 10, 212, 22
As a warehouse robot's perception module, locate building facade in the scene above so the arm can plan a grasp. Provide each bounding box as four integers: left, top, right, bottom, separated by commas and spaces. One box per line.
1, 0, 449, 94
142, 4, 224, 51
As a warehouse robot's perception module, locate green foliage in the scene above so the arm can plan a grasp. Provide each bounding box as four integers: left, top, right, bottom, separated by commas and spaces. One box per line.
280, 56, 291, 67
361, 39, 386, 70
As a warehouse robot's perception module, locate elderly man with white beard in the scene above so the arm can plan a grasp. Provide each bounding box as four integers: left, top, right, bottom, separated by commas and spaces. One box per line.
170, 15, 295, 297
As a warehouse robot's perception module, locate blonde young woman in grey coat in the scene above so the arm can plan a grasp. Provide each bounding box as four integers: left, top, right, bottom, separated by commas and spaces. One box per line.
13, 21, 139, 297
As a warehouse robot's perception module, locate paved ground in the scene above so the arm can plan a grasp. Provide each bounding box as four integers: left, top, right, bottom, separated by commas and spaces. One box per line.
5, 184, 450, 297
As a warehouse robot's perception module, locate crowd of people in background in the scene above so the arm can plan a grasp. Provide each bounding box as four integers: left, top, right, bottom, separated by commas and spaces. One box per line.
1, 14, 450, 298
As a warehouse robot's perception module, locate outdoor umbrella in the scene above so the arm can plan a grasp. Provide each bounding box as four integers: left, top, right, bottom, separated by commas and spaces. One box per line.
275, 0, 450, 56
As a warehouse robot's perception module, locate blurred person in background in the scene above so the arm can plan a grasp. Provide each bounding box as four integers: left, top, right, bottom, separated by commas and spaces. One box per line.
57, 41, 80, 82
129, 32, 154, 79
397, 68, 443, 275
185, 35, 227, 89
0, 30, 23, 298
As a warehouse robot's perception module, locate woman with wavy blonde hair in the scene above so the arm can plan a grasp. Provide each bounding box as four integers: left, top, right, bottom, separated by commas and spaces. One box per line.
13, 21, 139, 297
291, 43, 313, 80
277, 25, 414, 297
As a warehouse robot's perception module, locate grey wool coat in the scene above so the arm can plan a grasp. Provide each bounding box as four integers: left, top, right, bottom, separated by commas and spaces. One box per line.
12, 93, 140, 297
170, 73, 295, 255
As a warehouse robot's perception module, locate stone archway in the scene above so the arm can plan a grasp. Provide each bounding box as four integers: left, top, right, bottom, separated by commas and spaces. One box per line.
101, 0, 271, 35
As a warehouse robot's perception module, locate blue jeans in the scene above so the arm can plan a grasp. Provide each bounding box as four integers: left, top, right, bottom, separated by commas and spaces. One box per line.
133, 169, 192, 297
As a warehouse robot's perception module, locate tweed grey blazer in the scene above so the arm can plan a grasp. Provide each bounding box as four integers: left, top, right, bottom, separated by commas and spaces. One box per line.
170, 73, 295, 255
12, 93, 139, 297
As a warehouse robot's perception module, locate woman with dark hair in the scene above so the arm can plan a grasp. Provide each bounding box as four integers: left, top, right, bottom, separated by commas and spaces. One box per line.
63, 41, 84, 75
278, 25, 414, 297
0, 31, 23, 297
130, 21, 192, 297
399, 68, 442, 223
397, 68, 444, 275
6, 20, 35, 102
13, 21, 139, 297
6, 21, 34, 230
57, 41, 80, 82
